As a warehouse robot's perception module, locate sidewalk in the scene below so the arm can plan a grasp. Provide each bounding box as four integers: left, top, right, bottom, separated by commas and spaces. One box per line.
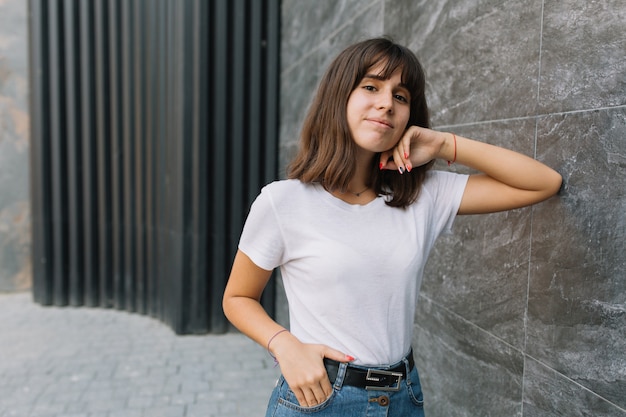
0, 292, 280, 417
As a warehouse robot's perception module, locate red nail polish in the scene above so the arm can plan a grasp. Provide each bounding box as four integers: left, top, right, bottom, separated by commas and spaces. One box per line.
404, 152, 408, 159
406, 164, 412, 172
346, 355, 355, 362
379, 162, 383, 170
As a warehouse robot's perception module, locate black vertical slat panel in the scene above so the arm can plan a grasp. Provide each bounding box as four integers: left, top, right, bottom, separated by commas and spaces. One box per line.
156, 0, 169, 327
188, 0, 209, 333
179, 0, 195, 334
29, 0, 53, 305
229, 0, 246, 270
64, 0, 84, 306
79, 0, 99, 306
143, 0, 159, 318
180, 0, 195, 334
209, 0, 230, 333
247, 1, 277, 310
94, 0, 113, 308
259, 0, 281, 311
159, 0, 180, 331
163, 0, 188, 333
153, 0, 169, 322
169, 0, 184, 333
48, 0, 69, 305
264, 0, 280, 184
30, 0, 281, 333
247, 0, 262, 200
108, 0, 125, 309
133, 0, 147, 314
121, 1, 136, 312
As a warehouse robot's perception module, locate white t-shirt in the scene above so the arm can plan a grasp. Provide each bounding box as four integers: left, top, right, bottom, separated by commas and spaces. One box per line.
239, 170, 468, 366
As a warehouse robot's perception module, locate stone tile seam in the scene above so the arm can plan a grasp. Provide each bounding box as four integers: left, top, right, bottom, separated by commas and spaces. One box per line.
419, 293, 521, 354
522, 202, 536, 355
535, 0, 546, 113
435, 103, 626, 130
523, 354, 626, 414
520, 190, 538, 416
280, 0, 382, 77
521, 118, 541, 353
420, 294, 626, 413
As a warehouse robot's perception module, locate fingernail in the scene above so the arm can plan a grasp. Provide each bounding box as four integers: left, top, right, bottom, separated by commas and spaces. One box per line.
346, 355, 355, 362
406, 164, 412, 172
398, 166, 404, 174
404, 152, 409, 159
379, 162, 383, 170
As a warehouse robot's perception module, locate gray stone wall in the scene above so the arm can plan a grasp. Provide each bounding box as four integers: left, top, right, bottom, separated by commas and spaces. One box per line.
0, 0, 30, 292
280, 0, 625, 416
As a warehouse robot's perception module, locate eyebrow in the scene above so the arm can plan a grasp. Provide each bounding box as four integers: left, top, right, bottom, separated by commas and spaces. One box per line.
362, 74, 409, 91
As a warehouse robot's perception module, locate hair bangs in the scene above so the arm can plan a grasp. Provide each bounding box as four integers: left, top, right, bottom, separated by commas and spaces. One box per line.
355, 42, 425, 103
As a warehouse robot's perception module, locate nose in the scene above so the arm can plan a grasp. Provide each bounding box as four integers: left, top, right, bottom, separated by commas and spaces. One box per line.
377, 92, 394, 112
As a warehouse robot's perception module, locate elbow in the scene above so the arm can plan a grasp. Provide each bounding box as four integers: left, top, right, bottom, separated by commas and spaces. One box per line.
539, 169, 563, 202
221, 291, 250, 324
548, 170, 563, 197
222, 291, 234, 322
222, 294, 232, 321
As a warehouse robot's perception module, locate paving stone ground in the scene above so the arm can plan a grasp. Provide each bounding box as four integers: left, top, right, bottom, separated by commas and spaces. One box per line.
0, 292, 280, 417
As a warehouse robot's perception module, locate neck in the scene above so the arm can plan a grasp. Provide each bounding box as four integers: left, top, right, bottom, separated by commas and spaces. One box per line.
323, 150, 377, 204
349, 151, 374, 191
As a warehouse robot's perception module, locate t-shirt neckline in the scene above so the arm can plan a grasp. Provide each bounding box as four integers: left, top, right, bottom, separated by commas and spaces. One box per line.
311, 182, 385, 212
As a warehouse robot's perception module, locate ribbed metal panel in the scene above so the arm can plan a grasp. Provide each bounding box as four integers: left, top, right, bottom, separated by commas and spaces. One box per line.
28, 0, 280, 334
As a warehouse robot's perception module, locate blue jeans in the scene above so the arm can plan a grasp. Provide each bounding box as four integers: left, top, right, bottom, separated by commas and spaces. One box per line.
265, 356, 425, 416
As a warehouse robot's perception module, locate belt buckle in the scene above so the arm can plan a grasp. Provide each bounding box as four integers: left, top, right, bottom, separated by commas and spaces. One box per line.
365, 369, 403, 391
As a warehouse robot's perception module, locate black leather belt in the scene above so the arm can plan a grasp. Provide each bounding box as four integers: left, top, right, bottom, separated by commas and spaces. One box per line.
324, 351, 414, 392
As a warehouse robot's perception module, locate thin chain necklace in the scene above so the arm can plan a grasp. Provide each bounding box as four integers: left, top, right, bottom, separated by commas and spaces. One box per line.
320, 181, 370, 197
348, 186, 370, 197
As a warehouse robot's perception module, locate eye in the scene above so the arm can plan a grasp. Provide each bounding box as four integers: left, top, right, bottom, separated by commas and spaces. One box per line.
394, 94, 408, 103
363, 85, 376, 92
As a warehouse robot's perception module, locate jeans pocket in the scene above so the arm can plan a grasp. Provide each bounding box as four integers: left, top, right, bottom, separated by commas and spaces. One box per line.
273, 377, 336, 415
406, 367, 424, 407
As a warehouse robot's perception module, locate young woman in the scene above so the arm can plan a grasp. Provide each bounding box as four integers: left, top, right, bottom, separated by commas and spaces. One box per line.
223, 38, 562, 416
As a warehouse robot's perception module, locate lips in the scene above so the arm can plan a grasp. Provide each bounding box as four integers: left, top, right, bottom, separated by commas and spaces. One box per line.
367, 118, 393, 129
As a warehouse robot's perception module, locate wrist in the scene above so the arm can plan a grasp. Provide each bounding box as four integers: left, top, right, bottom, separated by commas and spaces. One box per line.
437, 132, 457, 164
267, 329, 289, 358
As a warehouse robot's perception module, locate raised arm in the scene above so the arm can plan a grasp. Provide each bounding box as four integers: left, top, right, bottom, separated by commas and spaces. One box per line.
380, 127, 562, 214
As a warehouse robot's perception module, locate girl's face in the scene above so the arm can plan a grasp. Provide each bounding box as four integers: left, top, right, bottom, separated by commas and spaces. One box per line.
346, 63, 411, 156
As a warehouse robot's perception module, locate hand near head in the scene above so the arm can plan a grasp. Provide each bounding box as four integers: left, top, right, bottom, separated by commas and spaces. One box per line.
378, 126, 562, 214
379, 126, 446, 173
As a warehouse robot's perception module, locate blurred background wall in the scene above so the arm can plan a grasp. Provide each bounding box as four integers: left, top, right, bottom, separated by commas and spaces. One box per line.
25, 0, 280, 334
0, 0, 30, 292
279, 0, 625, 416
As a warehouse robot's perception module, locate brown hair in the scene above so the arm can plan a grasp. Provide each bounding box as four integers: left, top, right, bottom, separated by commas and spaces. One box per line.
287, 37, 434, 208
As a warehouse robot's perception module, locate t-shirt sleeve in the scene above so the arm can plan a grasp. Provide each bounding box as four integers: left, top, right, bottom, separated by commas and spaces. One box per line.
425, 171, 469, 236
238, 185, 285, 271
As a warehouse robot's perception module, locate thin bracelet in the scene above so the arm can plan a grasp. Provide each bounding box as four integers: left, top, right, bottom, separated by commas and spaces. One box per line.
447, 133, 457, 166
267, 329, 288, 364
